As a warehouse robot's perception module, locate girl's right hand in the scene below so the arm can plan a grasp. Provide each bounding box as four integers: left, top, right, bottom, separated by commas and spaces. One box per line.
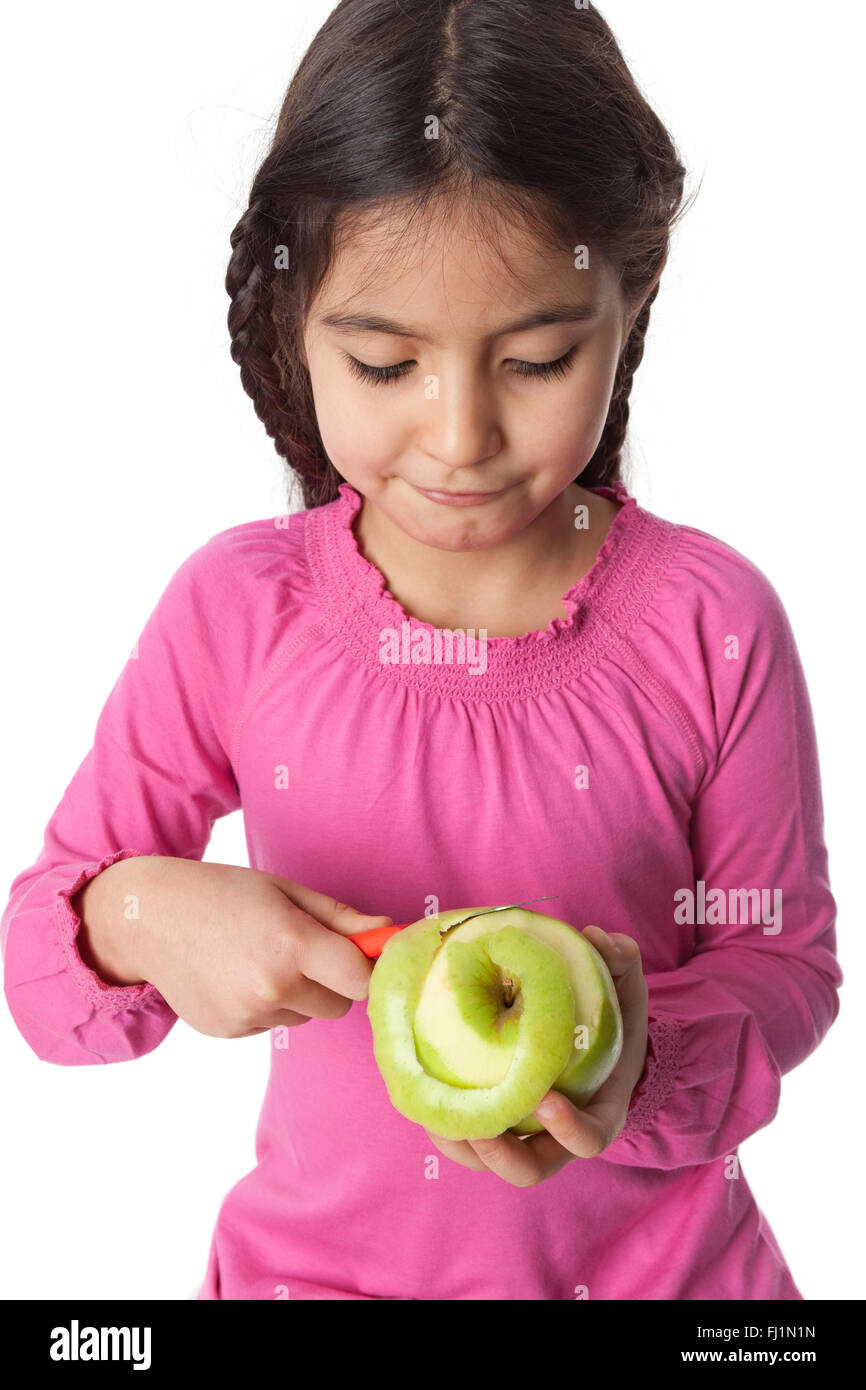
87, 856, 392, 1038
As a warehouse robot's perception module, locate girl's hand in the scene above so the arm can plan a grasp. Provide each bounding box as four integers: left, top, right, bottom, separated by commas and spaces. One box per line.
423, 925, 649, 1186
86, 855, 392, 1038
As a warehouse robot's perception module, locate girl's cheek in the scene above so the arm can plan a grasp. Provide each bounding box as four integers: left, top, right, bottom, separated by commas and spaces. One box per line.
317, 397, 405, 480
517, 391, 603, 470
311, 371, 376, 447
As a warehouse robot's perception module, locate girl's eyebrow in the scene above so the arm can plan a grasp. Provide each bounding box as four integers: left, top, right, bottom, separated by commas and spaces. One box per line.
317, 301, 601, 343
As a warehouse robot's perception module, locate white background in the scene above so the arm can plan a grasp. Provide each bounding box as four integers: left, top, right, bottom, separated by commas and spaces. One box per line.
1, 0, 862, 1300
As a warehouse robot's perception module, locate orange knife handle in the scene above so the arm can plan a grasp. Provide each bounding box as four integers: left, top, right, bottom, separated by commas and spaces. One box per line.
349, 923, 411, 958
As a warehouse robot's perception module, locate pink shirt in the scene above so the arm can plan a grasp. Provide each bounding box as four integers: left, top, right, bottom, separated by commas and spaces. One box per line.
1, 479, 842, 1300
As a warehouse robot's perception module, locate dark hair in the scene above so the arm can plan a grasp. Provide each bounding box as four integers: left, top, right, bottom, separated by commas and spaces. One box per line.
226, 0, 693, 511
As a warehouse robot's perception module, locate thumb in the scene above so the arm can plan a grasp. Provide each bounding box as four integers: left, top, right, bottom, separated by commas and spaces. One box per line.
581, 924, 642, 979
268, 877, 393, 938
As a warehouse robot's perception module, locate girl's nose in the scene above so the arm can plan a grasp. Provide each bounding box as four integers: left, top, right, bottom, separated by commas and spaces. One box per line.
417, 376, 502, 471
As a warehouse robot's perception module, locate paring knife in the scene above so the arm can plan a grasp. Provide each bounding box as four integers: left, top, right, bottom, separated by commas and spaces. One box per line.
348, 896, 558, 960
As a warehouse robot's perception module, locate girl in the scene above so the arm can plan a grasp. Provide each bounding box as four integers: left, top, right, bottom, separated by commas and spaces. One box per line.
1, 0, 842, 1300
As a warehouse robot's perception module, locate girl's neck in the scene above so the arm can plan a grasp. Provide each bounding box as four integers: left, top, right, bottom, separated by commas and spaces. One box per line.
352, 483, 620, 640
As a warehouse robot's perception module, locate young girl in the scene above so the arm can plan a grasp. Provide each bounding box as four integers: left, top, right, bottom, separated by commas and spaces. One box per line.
1, 0, 842, 1301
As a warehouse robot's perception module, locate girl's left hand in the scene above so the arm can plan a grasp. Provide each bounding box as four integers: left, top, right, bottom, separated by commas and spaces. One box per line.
423, 925, 649, 1186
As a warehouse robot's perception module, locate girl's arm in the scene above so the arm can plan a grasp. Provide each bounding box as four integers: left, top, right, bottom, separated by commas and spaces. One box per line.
1, 536, 243, 1064
602, 559, 842, 1169
72, 856, 153, 986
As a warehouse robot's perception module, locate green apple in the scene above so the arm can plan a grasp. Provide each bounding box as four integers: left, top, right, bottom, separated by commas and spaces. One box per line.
367, 906, 623, 1141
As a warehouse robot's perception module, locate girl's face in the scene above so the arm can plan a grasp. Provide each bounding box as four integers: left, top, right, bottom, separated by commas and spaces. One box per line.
301, 201, 644, 553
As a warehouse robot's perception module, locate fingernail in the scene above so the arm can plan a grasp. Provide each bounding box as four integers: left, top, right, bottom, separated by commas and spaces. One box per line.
535, 1095, 557, 1118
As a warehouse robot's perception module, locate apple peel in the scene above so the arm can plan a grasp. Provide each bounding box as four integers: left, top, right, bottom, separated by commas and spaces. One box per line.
367, 907, 624, 1142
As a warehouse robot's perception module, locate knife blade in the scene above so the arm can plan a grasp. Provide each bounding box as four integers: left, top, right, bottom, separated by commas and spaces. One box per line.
349, 896, 558, 959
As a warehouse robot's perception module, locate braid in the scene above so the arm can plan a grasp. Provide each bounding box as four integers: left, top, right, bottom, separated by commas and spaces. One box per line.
225, 196, 343, 510
580, 280, 660, 492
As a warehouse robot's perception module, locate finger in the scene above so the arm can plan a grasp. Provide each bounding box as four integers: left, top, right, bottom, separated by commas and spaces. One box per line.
271, 878, 394, 938
581, 925, 648, 1055
427, 1126, 574, 1182
270, 882, 393, 1000
532, 1086, 625, 1159
511, 1126, 579, 1170
267, 975, 357, 1020
581, 924, 644, 983
268, 970, 361, 1020
424, 1132, 491, 1171
287, 910, 378, 1003
466, 1130, 549, 1187
242, 1009, 311, 1035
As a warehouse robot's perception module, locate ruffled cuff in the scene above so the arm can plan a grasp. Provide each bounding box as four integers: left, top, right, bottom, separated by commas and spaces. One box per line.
616, 1013, 684, 1141
55, 849, 162, 1011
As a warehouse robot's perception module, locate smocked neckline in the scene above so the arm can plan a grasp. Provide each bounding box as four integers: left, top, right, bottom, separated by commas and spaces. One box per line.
304, 479, 681, 702
336, 479, 635, 641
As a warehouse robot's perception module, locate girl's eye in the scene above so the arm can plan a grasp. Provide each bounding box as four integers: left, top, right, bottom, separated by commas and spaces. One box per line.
507, 346, 578, 381
341, 345, 578, 387
342, 354, 415, 386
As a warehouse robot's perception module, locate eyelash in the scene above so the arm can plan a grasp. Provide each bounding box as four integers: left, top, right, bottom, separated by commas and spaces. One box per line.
341, 345, 578, 387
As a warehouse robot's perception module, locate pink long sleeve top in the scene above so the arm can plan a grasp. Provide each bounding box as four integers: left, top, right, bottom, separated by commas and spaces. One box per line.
1, 479, 842, 1300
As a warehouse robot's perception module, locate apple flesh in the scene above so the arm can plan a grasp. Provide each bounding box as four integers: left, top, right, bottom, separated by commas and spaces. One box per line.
367, 907, 623, 1141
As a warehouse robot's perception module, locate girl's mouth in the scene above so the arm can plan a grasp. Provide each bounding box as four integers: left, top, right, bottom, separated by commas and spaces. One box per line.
412, 485, 508, 507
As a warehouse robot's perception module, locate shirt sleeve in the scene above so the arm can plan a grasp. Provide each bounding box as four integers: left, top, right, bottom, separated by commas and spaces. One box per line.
1, 537, 243, 1065
601, 553, 842, 1169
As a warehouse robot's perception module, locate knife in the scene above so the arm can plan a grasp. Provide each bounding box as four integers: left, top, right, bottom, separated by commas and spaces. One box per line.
348, 896, 558, 959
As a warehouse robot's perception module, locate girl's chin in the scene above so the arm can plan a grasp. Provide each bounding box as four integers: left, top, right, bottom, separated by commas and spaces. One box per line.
406, 515, 519, 553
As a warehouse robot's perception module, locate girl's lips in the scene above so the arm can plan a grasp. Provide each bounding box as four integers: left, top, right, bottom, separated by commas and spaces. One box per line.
413, 485, 507, 507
